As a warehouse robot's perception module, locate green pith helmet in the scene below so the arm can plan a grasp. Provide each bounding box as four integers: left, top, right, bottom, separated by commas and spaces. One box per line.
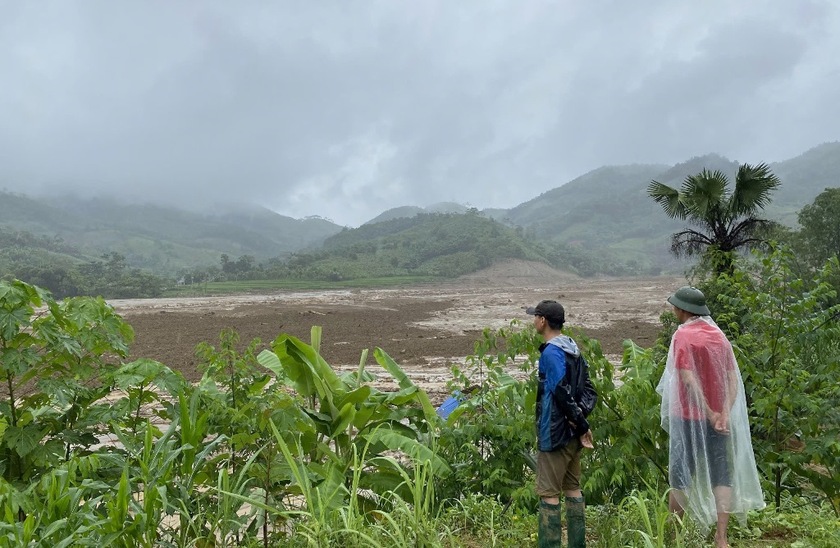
667, 286, 711, 316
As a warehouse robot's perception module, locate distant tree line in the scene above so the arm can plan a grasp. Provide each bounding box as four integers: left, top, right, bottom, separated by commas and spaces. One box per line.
1, 230, 166, 299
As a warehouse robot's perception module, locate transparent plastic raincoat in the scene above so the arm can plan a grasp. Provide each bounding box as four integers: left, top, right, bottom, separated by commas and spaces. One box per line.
657, 315, 765, 532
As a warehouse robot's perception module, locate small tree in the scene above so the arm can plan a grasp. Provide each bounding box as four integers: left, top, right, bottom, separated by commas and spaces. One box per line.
647, 163, 781, 274
0, 279, 135, 483
798, 187, 840, 267
701, 248, 840, 513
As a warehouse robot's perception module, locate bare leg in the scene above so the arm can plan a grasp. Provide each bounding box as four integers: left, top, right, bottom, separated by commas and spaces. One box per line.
668, 490, 685, 516
713, 486, 732, 548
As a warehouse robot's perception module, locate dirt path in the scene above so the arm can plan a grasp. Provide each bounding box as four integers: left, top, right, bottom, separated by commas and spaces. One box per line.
111, 262, 684, 403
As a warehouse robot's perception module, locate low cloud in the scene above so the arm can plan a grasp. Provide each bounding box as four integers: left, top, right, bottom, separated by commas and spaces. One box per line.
1, 1, 838, 226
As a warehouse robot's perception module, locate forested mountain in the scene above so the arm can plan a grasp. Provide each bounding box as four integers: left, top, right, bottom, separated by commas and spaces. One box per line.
281, 212, 605, 279
503, 156, 740, 272
1, 141, 838, 292
498, 145, 840, 273
0, 193, 343, 273
768, 141, 840, 223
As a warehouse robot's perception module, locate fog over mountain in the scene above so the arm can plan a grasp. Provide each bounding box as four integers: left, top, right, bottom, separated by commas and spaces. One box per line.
1, 1, 839, 226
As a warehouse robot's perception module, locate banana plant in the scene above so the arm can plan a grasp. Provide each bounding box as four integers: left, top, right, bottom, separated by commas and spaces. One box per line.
257, 327, 448, 510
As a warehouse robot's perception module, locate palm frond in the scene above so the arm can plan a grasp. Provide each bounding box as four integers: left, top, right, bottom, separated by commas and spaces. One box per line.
729, 163, 781, 215
646, 180, 686, 220
681, 169, 727, 218
670, 229, 713, 257
726, 217, 777, 250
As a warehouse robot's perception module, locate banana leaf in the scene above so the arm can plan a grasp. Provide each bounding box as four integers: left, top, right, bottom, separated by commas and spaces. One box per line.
363, 428, 450, 475
374, 348, 437, 421
258, 334, 345, 407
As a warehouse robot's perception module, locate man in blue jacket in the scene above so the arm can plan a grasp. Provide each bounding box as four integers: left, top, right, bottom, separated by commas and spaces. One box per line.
526, 300, 596, 548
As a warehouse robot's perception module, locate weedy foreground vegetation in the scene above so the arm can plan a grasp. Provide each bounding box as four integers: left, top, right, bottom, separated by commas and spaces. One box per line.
1, 239, 839, 547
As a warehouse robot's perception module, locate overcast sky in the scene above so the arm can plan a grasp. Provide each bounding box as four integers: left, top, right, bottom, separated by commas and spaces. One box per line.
1, 1, 838, 226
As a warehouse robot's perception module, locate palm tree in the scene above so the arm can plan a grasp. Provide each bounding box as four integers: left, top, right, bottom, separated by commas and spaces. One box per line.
647, 163, 781, 274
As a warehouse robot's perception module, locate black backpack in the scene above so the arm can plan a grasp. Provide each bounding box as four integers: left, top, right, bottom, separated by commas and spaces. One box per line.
566, 352, 598, 417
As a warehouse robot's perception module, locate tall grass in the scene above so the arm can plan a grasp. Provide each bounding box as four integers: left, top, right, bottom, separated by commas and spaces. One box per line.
589, 489, 701, 548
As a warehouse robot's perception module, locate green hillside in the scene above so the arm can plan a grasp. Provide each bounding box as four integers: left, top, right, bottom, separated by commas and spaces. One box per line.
0, 229, 87, 272
502, 147, 840, 274
295, 212, 549, 279
0, 192, 91, 233
505, 163, 681, 272
0, 227, 167, 299
0, 193, 344, 274
768, 141, 840, 225
505, 164, 668, 224
269, 210, 640, 282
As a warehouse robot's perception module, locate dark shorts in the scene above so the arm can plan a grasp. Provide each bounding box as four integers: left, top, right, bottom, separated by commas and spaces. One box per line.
670, 418, 732, 490
536, 438, 582, 497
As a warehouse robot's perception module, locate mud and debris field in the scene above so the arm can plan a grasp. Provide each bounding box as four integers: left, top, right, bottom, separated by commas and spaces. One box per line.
112, 262, 684, 403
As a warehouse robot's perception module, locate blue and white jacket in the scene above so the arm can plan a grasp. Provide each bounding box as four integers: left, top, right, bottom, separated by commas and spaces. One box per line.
536, 335, 596, 452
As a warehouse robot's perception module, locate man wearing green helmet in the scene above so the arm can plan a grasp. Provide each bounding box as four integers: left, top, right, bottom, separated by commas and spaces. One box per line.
657, 287, 764, 548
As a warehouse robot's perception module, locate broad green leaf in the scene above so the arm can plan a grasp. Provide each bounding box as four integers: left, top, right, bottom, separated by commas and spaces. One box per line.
494, 370, 518, 387
374, 348, 437, 420
335, 385, 371, 409
373, 347, 412, 389
330, 402, 356, 439
351, 404, 378, 430
444, 404, 468, 425
256, 349, 283, 378
112, 358, 183, 394
682, 169, 727, 217
339, 368, 376, 385
646, 180, 686, 220
309, 462, 350, 511
384, 386, 420, 406
0, 346, 38, 378
266, 334, 345, 403
364, 428, 450, 474
283, 335, 343, 392
265, 339, 316, 396
358, 419, 417, 441
310, 325, 321, 354
357, 464, 408, 495
0, 306, 32, 341
4, 425, 44, 457
356, 348, 369, 388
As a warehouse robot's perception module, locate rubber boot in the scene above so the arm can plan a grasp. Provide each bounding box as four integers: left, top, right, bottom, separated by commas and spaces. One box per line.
566, 496, 586, 548
538, 499, 562, 548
